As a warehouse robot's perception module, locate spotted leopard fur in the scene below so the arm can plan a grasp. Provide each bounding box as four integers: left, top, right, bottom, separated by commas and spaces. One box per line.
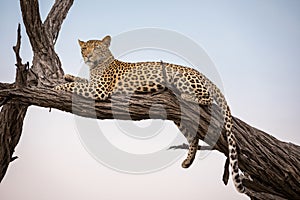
55, 35, 245, 193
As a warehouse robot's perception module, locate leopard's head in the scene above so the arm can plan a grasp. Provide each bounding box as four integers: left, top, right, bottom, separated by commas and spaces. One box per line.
78, 35, 114, 68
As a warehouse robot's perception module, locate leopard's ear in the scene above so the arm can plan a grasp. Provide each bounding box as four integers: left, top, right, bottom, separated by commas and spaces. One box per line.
78, 39, 85, 47
102, 35, 111, 47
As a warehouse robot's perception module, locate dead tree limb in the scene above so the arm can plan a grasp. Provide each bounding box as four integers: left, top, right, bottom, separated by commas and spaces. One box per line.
44, 0, 74, 44
0, 0, 299, 200
168, 143, 215, 151
0, 24, 29, 182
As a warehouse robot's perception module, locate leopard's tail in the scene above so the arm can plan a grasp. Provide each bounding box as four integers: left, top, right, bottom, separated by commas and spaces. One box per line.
210, 84, 245, 193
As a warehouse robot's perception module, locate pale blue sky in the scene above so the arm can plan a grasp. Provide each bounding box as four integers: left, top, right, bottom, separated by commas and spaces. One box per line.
0, 0, 299, 200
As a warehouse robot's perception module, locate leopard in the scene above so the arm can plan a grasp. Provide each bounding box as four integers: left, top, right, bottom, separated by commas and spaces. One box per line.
54, 35, 245, 193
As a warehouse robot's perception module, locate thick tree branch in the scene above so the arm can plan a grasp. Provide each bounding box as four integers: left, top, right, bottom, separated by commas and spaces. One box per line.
19, 0, 44, 53
0, 104, 28, 181
0, 24, 29, 182
44, 0, 74, 45
0, 83, 299, 199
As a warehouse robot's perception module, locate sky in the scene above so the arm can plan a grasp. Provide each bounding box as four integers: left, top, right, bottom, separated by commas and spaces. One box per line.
0, 0, 300, 200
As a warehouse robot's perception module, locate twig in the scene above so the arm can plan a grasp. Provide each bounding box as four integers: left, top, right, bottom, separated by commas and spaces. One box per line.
169, 142, 230, 186
168, 143, 215, 150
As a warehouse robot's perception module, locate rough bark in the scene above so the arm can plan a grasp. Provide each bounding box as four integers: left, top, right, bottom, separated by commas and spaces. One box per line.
20, 0, 73, 87
0, 24, 29, 182
0, 0, 299, 199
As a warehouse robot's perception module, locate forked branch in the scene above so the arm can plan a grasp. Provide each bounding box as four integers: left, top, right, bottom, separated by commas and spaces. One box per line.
44, 0, 74, 44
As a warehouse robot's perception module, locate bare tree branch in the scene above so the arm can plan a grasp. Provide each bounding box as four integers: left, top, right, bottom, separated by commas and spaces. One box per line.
19, 0, 44, 53
0, 24, 29, 182
44, 0, 74, 45
168, 143, 215, 150
13, 24, 29, 88
167, 142, 233, 185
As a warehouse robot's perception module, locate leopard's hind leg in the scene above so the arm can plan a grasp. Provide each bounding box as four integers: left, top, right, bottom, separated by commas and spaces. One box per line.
174, 121, 199, 168
180, 87, 213, 106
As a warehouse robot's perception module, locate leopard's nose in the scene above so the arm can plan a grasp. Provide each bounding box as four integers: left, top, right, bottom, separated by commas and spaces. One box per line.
85, 55, 92, 62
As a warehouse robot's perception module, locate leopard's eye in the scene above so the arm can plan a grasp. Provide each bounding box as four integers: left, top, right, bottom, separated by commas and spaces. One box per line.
81, 47, 87, 50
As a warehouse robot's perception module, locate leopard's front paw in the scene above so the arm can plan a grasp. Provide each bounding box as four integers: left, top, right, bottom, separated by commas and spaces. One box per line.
64, 74, 75, 82
54, 85, 62, 90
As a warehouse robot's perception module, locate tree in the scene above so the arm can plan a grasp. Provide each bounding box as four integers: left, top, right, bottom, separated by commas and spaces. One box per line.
0, 1, 299, 199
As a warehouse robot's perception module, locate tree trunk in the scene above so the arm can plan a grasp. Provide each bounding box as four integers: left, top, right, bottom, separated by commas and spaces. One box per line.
0, 0, 299, 199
